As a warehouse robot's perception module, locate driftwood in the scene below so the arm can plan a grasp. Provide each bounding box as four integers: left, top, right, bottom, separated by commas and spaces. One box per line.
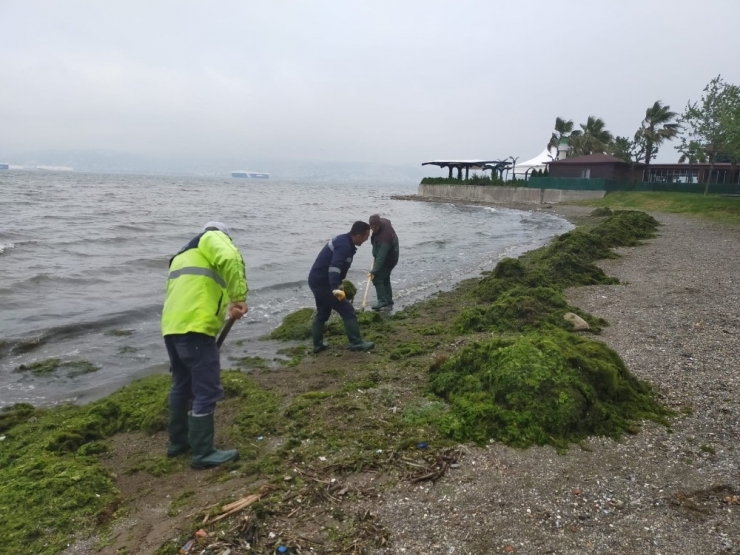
409, 448, 460, 484
204, 484, 273, 524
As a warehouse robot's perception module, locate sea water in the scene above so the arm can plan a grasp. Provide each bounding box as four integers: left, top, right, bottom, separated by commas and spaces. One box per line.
0, 170, 573, 407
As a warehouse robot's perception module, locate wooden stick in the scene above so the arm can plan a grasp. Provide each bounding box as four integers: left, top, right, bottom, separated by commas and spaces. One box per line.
207, 485, 272, 523
361, 259, 374, 311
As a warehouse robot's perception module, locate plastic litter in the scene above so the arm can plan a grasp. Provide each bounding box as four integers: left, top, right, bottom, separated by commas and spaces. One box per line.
417, 442, 428, 449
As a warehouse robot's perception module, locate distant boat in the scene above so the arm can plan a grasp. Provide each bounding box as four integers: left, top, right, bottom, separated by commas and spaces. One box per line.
37, 165, 73, 171
231, 171, 270, 179
0, 163, 8, 170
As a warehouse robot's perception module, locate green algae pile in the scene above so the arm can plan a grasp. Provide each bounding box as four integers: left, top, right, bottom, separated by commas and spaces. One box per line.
457, 210, 658, 334
268, 279, 377, 342
14, 357, 99, 377
432, 210, 667, 448
0, 375, 172, 554
0, 370, 273, 555
430, 329, 669, 449
269, 307, 316, 340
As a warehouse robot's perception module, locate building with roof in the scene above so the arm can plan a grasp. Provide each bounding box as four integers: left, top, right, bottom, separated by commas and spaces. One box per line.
547, 153, 641, 181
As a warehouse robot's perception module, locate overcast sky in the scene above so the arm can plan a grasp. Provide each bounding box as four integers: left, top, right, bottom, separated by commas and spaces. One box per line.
2, 0, 739, 168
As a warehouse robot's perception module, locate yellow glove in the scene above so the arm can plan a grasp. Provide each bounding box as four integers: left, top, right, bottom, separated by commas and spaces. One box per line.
332, 289, 346, 301
367, 272, 374, 281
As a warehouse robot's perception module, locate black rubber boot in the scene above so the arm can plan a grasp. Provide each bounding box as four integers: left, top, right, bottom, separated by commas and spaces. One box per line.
167, 403, 190, 457
188, 412, 239, 469
312, 319, 328, 353
344, 318, 375, 351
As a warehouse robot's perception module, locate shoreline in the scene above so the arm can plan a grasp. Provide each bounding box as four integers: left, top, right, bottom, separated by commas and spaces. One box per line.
392, 192, 595, 222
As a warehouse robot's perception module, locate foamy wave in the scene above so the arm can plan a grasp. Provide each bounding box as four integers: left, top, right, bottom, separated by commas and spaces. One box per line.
0, 243, 15, 254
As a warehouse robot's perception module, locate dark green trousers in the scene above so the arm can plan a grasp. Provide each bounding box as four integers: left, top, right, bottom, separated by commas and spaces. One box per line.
372, 267, 393, 308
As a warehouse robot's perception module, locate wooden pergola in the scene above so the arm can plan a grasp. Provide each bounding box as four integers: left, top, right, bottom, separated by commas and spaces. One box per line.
422, 159, 512, 180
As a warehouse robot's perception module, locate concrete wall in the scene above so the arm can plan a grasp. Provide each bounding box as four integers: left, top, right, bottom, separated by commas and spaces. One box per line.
418, 184, 605, 204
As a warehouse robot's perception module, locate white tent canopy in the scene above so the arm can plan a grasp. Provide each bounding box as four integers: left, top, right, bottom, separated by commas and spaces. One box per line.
512, 147, 556, 177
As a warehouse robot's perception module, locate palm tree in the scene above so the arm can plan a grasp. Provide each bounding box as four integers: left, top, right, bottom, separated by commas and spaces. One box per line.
640, 101, 680, 170
568, 116, 612, 156
547, 117, 576, 158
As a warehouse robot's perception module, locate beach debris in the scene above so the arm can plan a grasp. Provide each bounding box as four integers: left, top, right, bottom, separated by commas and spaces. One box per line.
203, 484, 273, 524
179, 539, 194, 554
564, 312, 590, 331
410, 448, 460, 483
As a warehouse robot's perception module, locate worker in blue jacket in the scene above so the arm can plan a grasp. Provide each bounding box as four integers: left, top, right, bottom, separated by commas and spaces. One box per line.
308, 221, 375, 353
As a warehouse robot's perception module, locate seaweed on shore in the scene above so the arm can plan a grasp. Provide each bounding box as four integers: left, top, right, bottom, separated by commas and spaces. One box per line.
429, 329, 671, 449
458, 211, 658, 334
268, 280, 382, 342
435, 210, 666, 449
14, 357, 100, 377
269, 307, 315, 341
0, 370, 273, 555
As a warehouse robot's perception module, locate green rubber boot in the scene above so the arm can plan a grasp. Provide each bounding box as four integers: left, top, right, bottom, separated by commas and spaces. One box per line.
188, 412, 239, 469
167, 403, 190, 457
371, 281, 389, 310
312, 319, 328, 353
372, 269, 391, 310
344, 318, 375, 351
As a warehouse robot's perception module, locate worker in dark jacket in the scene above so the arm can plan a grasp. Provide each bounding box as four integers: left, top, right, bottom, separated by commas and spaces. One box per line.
368, 214, 399, 310
308, 221, 375, 353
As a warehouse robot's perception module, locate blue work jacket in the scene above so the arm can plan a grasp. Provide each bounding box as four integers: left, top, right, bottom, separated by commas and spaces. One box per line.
308, 232, 357, 290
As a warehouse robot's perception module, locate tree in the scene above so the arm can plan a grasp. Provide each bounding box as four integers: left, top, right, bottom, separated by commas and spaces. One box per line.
677, 141, 707, 164
610, 135, 641, 164
609, 133, 645, 182
639, 101, 680, 169
677, 140, 707, 184
677, 75, 740, 194
547, 117, 579, 159
568, 116, 613, 156
718, 87, 740, 182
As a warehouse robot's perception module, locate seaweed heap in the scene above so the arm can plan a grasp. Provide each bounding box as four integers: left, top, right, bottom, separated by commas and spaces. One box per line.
456, 210, 659, 334
0, 370, 271, 555
432, 210, 669, 448
430, 329, 669, 449
268, 279, 367, 341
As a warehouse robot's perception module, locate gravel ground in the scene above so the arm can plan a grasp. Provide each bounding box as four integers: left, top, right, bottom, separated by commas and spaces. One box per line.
367, 207, 740, 555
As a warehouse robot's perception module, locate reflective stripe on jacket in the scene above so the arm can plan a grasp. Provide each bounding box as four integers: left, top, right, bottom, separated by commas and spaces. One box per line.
161, 230, 248, 337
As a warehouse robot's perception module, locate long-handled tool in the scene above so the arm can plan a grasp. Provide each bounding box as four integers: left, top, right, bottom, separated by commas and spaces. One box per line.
217, 317, 235, 348
361, 259, 374, 311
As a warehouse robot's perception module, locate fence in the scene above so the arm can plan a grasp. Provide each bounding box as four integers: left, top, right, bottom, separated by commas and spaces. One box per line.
528, 177, 740, 195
